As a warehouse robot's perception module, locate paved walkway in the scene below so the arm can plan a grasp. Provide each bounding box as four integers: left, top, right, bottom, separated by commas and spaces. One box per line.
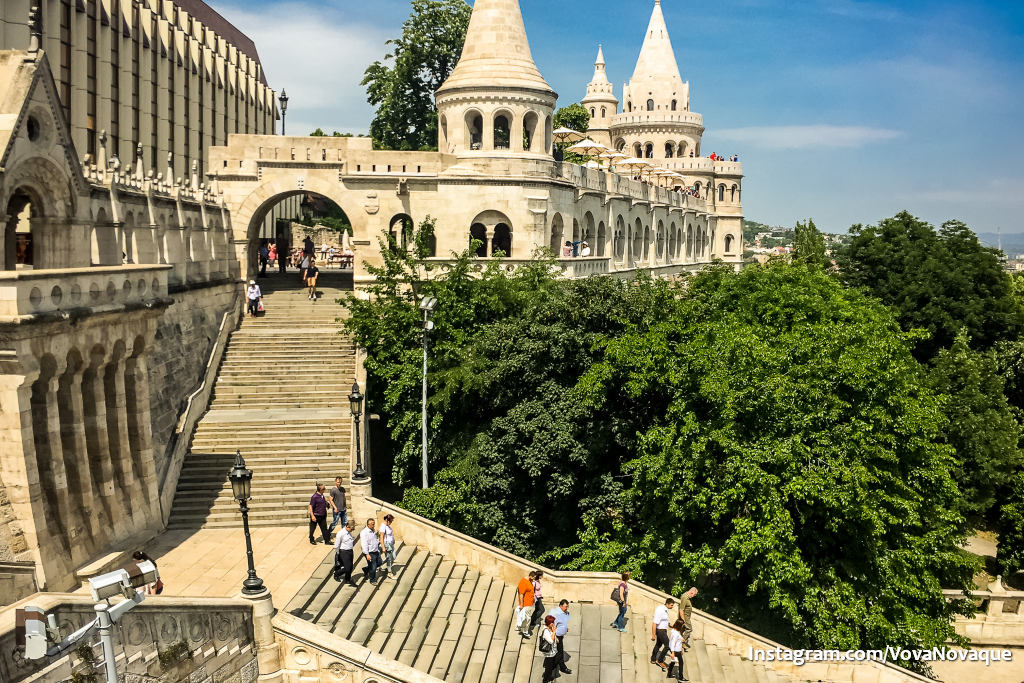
75, 525, 333, 603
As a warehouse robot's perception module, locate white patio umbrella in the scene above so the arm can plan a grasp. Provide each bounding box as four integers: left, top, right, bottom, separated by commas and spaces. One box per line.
567, 139, 608, 157
552, 127, 587, 144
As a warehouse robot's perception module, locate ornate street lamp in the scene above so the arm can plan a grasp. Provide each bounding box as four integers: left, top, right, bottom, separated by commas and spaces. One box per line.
228, 450, 265, 595
350, 381, 367, 480
419, 296, 438, 489
279, 89, 289, 135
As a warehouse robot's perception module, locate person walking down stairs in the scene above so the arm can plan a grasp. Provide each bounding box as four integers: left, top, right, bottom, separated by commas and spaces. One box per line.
360, 518, 382, 584
308, 483, 331, 546
379, 514, 397, 580
516, 571, 536, 637
333, 520, 357, 586
540, 615, 560, 683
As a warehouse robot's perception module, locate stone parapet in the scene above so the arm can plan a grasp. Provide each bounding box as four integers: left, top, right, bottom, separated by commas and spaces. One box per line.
0, 264, 172, 319
945, 588, 1024, 645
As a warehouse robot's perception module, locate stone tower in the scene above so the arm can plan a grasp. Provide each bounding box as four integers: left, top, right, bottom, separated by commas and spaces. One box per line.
435, 0, 557, 157
611, 0, 703, 160
581, 46, 619, 148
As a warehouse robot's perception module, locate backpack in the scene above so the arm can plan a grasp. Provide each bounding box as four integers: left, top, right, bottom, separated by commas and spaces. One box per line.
538, 635, 552, 654
610, 586, 621, 604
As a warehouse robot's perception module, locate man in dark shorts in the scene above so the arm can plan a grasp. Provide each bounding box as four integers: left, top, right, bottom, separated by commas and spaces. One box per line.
305, 259, 320, 301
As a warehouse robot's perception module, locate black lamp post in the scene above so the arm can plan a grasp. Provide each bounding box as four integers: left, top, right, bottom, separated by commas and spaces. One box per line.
350, 381, 367, 480
279, 89, 289, 135
228, 450, 265, 595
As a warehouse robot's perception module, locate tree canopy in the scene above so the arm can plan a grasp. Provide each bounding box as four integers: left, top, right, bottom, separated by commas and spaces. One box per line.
361, 0, 472, 151
835, 211, 1023, 361
792, 218, 826, 267
340, 251, 979, 665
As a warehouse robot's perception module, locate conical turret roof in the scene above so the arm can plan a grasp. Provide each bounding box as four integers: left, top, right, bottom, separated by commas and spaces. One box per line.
437, 0, 554, 95
589, 45, 611, 86
630, 0, 684, 89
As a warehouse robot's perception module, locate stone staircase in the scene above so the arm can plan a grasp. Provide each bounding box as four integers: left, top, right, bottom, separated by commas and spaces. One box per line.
286, 543, 798, 683
168, 270, 356, 529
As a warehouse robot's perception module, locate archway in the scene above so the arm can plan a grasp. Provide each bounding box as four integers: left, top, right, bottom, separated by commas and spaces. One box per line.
389, 214, 414, 253
469, 223, 487, 257
493, 112, 511, 150
493, 223, 512, 257
597, 221, 607, 257
632, 218, 642, 264
523, 112, 539, 152
466, 110, 483, 150
469, 209, 514, 258
550, 214, 564, 254
656, 220, 665, 260
614, 216, 625, 261
3, 188, 37, 270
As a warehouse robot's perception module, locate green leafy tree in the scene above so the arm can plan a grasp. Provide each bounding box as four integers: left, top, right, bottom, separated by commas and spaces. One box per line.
835, 212, 1024, 361
553, 103, 590, 165
927, 332, 1024, 526
362, 0, 472, 151
996, 471, 1024, 575
792, 218, 826, 267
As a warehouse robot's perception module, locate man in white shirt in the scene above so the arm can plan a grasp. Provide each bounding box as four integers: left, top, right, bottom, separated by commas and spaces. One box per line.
650, 597, 675, 670
359, 518, 381, 584
580, 242, 591, 257
333, 520, 357, 585
245, 280, 261, 318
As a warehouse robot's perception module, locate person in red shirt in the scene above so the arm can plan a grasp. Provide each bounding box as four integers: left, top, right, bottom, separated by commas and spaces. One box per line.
516, 570, 537, 637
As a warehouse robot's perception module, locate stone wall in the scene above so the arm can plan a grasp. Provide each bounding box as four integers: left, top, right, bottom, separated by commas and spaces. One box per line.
0, 561, 35, 607
148, 281, 241, 481
1, 594, 257, 683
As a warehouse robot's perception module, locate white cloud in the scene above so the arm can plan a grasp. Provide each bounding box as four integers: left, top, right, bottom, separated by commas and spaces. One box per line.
217, 2, 395, 134
713, 125, 902, 150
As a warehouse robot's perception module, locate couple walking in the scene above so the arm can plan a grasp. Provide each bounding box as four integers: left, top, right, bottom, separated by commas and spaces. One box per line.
651, 588, 698, 681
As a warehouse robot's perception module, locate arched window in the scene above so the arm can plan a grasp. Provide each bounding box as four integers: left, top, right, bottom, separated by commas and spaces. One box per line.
665, 143, 674, 158
693, 181, 701, 195
725, 235, 735, 253
627, 101, 633, 112
550, 214, 564, 254
4, 188, 36, 269
646, 99, 654, 111
439, 115, 449, 150
493, 113, 511, 150
615, 139, 626, 152
677, 141, 687, 157
644, 143, 653, 158
671, 99, 677, 111
466, 111, 483, 150
718, 184, 725, 201
389, 214, 414, 252
731, 184, 738, 202
493, 223, 512, 257
633, 143, 642, 158
470, 223, 487, 257
601, 107, 606, 117
590, 108, 596, 117
523, 112, 539, 152
614, 216, 625, 260
597, 221, 607, 256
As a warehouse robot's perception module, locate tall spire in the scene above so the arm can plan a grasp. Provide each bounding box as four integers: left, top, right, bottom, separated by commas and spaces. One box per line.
590, 44, 610, 85
437, 0, 553, 95
630, 0, 683, 87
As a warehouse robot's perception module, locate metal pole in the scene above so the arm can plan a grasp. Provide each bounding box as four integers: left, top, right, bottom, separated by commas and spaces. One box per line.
353, 412, 365, 479
239, 498, 264, 594
94, 603, 118, 683
421, 311, 429, 489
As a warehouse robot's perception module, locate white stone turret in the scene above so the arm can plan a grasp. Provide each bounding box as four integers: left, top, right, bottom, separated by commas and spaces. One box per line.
622, 0, 688, 114
435, 0, 557, 157
581, 45, 618, 147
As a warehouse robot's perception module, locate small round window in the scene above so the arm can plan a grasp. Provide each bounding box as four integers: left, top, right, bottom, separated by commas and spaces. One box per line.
26, 116, 41, 142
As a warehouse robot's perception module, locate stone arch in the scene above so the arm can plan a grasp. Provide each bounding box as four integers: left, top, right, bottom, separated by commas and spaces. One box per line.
550, 213, 564, 254
597, 220, 607, 256
678, 140, 688, 157
646, 99, 654, 111
30, 353, 70, 556
718, 184, 726, 201
583, 211, 596, 246
493, 223, 512, 257
3, 185, 42, 270
615, 138, 626, 152
665, 142, 675, 158
693, 181, 702, 196
590, 107, 596, 117
572, 217, 581, 243
470, 210, 514, 258
492, 110, 512, 150
632, 217, 643, 263
642, 223, 651, 262
469, 223, 487, 257
668, 221, 677, 259
656, 220, 666, 259
632, 142, 642, 158
439, 114, 449, 151
644, 143, 654, 159
671, 99, 677, 111
389, 213, 414, 252
686, 224, 694, 261
731, 184, 739, 203
523, 111, 540, 153
601, 106, 607, 118
627, 101, 632, 112
465, 109, 483, 150
725, 234, 736, 253
544, 115, 553, 154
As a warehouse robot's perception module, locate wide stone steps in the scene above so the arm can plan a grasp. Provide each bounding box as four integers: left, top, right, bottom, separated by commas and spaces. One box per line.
284, 544, 797, 682
168, 273, 357, 529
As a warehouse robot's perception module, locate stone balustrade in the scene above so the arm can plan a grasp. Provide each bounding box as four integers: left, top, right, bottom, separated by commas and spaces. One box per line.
612, 111, 704, 126
944, 587, 1024, 645
0, 264, 173, 319
558, 163, 711, 212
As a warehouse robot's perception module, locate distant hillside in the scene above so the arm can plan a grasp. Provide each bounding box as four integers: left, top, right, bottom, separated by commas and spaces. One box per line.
977, 232, 1024, 258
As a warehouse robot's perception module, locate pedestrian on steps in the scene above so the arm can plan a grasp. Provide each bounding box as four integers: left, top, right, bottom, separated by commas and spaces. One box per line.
547, 599, 572, 675
651, 597, 675, 670
333, 520, 357, 586
258, 241, 269, 276
611, 571, 630, 632
379, 513, 397, 579
540, 615, 560, 682
304, 259, 320, 301
516, 571, 536, 637
360, 518, 382, 584
308, 483, 330, 545
529, 570, 545, 637
246, 280, 262, 318
666, 619, 689, 681
327, 477, 347, 535
677, 587, 697, 649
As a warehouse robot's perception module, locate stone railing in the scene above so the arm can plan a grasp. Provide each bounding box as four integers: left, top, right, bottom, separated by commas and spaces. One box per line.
362, 497, 932, 683
0, 265, 173, 319
944, 585, 1024, 645
0, 593, 256, 683
421, 257, 610, 280
557, 164, 711, 212
612, 111, 704, 126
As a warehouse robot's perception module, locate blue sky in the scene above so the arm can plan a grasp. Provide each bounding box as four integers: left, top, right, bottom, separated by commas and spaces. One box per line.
216, 0, 1024, 234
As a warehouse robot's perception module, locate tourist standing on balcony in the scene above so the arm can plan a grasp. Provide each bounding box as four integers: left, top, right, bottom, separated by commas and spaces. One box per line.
611, 571, 630, 632
516, 571, 536, 637
651, 597, 675, 670
547, 599, 572, 674
561, 241, 573, 258
540, 615, 560, 682
379, 513, 397, 580
666, 619, 688, 681
333, 521, 357, 586
677, 587, 697, 649
327, 478, 347, 535
528, 570, 545, 637
308, 483, 331, 546
360, 518, 382, 584
580, 242, 591, 257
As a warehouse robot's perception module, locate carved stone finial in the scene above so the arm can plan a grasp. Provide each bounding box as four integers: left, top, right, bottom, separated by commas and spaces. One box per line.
27, 1, 42, 56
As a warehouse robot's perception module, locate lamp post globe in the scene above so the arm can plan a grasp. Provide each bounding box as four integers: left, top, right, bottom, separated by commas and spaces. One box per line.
278, 89, 289, 135
227, 450, 264, 595
350, 381, 367, 480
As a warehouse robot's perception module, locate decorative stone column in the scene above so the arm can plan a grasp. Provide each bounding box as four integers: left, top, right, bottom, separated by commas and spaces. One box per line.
485, 226, 495, 257
238, 589, 283, 680
125, 353, 161, 528
83, 359, 128, 537
108, 357, 144, 520
63, 363, 104, 543
43, 376, 75, 561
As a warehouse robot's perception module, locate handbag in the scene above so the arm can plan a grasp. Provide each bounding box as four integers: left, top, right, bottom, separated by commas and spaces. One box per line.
257, 300, 265, 312
538, 635, 552, 654
611, 586, 621, 603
